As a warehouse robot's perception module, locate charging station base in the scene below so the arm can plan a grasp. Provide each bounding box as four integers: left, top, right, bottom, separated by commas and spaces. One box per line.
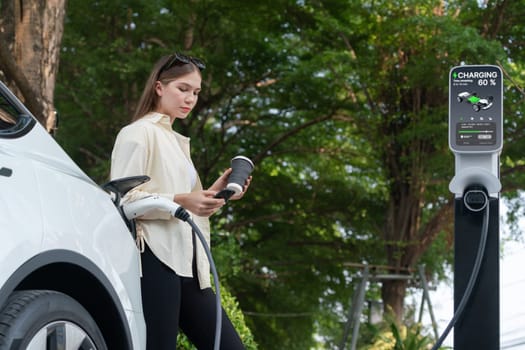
454, 197, 500, 349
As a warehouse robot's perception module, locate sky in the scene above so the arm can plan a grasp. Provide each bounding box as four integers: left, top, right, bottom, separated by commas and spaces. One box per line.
500, 245, 525, 349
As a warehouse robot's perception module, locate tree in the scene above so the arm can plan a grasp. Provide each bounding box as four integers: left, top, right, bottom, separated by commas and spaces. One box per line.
0, 0, 66, 132
285, 0, 525, 326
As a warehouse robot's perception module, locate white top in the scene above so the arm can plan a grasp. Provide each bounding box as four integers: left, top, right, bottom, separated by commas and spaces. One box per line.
110, 112, 211, 289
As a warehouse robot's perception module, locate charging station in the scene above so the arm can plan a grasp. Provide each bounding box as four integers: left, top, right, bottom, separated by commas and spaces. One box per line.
448, 64, 503, 349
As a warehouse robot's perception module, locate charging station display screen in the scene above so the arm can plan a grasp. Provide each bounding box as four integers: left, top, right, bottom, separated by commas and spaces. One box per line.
449, 65, 503, 153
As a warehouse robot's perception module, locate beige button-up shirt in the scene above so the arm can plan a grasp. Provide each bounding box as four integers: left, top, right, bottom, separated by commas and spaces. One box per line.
110, 112, 211, 289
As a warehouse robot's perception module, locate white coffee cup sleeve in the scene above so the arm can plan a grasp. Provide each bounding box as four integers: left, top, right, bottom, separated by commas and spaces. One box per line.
226, 182, 243, 195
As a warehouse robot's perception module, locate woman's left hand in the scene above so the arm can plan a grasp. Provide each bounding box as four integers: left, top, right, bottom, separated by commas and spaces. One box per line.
209, 168, 252, 200
228, 175, 252, 200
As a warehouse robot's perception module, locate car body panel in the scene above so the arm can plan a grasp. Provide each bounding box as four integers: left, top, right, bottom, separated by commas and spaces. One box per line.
0, 147, 43, 283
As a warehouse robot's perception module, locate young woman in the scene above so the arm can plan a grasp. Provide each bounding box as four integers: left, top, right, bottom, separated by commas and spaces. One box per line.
110, 53, 249, 350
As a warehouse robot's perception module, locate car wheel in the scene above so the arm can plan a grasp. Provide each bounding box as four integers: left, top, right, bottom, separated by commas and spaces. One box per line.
457, 96, 463, 102
0, 290, 107, 350
473, 104, 480, 112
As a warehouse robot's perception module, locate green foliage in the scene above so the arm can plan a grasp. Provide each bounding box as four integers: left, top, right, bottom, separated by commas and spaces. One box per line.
363, 322, 435, 350
361, 312, 445, 350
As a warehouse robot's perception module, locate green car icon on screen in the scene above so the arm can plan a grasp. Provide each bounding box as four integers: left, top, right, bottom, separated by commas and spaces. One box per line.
457, 91, 494, 112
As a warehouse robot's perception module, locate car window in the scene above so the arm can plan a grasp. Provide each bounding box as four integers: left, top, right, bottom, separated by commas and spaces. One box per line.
0, 84, 36, 138
0, 101, 17, 129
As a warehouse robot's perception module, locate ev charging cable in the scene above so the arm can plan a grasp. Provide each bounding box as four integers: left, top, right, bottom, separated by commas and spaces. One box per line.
430, 187, 490, 350
123, 196, 222, 350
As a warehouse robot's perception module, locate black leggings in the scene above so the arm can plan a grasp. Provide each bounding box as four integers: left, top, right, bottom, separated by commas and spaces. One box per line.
140, 244, 245, 350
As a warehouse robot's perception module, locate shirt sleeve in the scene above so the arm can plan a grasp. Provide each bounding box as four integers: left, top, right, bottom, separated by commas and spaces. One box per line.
111, 126, 147, 181
110, 124, 172, 220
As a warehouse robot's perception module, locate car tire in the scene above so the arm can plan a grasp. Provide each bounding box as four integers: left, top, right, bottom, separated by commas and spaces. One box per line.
457, 96, 463, 102
0, 290, 107, 350
473, 104, 480, 112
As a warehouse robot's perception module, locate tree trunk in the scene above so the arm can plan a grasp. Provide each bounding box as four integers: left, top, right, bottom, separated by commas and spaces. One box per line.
0, 0, 66, 133
381, 279, 408, 323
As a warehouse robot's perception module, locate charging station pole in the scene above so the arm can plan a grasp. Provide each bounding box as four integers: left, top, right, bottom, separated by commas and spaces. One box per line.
448, 65, 503, 349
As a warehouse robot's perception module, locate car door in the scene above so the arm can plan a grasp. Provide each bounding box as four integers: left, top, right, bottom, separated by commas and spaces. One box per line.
0, 83, 43, 280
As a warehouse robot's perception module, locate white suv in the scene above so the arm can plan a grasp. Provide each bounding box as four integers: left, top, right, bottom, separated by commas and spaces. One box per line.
0, 80, 146, 349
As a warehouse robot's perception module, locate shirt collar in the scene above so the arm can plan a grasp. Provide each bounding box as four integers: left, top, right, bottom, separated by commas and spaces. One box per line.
140, 112, 190, 142
142, 112, 173, 130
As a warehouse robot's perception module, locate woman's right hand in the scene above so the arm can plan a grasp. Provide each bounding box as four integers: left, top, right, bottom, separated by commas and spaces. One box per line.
173, 190, 226, 217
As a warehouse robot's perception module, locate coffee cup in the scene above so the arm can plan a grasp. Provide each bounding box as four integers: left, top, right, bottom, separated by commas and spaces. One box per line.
226, 156, 254, 195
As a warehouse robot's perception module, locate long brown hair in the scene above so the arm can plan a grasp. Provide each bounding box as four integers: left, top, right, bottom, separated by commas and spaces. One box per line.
132, 54, 202, 122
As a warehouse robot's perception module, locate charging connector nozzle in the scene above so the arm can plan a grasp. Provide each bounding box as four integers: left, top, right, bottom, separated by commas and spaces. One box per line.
463, 185, 488, 212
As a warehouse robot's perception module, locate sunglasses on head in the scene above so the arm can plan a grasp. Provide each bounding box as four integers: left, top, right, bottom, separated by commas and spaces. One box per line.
159, 53, 206, 76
